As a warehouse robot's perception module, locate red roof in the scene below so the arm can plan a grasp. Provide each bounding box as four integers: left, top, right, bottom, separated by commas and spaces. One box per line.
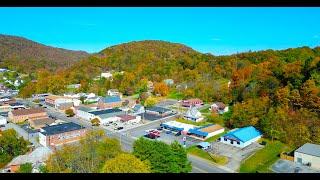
117, 114, 136, 122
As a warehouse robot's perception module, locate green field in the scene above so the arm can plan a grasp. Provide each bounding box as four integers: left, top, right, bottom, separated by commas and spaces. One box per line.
239, 139, 291, 173
204, 131, 228, 142
167, 90, 184, 100
187, 146, 228, 165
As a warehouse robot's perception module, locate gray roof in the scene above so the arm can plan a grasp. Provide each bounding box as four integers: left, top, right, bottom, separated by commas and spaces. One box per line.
295, 143, 320, 157
146, 106, 172, 113
41, 122, 85, 136
78, 106, 94, 112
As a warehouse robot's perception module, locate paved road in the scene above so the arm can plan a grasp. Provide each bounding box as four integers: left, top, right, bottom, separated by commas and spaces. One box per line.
19, 98, 232, 173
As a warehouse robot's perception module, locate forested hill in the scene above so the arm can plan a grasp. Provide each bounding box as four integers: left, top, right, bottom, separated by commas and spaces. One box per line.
19, 40, 320, 147
0, 34, 90, 73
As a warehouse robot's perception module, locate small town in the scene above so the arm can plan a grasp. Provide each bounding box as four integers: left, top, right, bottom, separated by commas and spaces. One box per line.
0, 7, 320, 175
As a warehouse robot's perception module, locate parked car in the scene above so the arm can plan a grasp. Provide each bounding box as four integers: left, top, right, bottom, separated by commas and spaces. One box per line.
114, 127, 124, 131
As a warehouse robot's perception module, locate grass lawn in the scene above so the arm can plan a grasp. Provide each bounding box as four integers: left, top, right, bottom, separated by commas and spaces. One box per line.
187, 146, 228, 165
167, 90, 184, 100
200, 107, 210, 114
175, 118, 211, 126
239, 139, 291, 173
204, 131, 228, 142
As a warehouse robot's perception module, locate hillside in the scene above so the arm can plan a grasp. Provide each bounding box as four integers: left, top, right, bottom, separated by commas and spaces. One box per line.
19, 40, 320, 147
0, 34, 90, 73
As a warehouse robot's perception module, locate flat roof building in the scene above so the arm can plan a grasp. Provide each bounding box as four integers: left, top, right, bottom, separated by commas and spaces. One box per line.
295, 143, 320, 169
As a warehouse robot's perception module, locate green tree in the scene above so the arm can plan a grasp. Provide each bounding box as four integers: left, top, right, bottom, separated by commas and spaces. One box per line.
101, 153, 150, 173
17, 163, 33, 173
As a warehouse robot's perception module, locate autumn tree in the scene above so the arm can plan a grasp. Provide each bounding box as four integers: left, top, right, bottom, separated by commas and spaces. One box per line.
101, 153, 150, 173
91, 118, 100, 126
65, 109, 75, 117
153, 82, 169, 96
144, 96, 158, 107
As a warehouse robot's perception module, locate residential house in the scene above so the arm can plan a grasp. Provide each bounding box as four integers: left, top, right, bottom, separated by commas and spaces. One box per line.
39, 122, 87, 147
210, 102, 229, 114
101, 72, 113, 79
188, 124, 225, 140
294, 143, 320, 170
218, 126, 262, 148
97, 96, 122, 109
184, 106, 204, 122
67, 84, 81, 89
8, 108, 48, 123
28, 118, 56, 130
163, 79, 174, 86
181, 98, 204, 107
145, 106, 174, 117
107, 89, 121, 97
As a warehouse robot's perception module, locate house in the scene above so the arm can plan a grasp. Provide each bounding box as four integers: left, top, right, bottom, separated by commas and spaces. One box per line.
101, 72, 113, 79
160, 121, 195, 134
67, 84, 81, 89
117, 114, 141, 123
0, 115, 7, 126
5, 146, 53, 173
181, 98, 204, 107
39, 122, 87, 147
218, 126, 262, 148
45, 95, 80, 108
8, 108, 48, 123
147, 81, 154, 91
145, 106, 174, 117
294, 143, 320, 170
90, 108, 124, 124
107, 89, 121, 97
210, 102, 229, 114
131, 104, 145, 115
97, 96, 122, 109
63, 93, 80, 99
84, 97, 100, 104
184, 106, 204, 122
28, 118, 56, 130
163, 79, 174, 86
188, 124, 225, 140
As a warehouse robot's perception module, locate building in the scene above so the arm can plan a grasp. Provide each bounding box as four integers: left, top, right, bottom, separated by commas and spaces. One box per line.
145, 106, 174, 117
107, 89, 121, 97
28, 118, 56, 130
294, 143, 320, 170
45, 95, 80, 108
56, 102, 74, 110
67, 84, 81, 89
131, 104, 145, 115
184, 106, 204, 122
210, 102, 229, 114
163, 79, 174, 86
181, 98, 204, 107
97, 96, 122, 109
218, 126, 262, 148
101, 72, 113, 79
9, 102, 26, 110
117, 114, 141, 123
90, 108, 124, 124
39, 122, 87, 147
188, 124, 225, 140
160, 121, 195, 134
5, 146, 53, 173
0, 115, 7, 126
75, 106, 96, 120
8, 108, 48, 123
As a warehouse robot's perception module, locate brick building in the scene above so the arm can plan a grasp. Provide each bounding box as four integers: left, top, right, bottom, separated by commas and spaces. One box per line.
39, 122, 87, 147
8, 108, 48, 123
97, 96, 122, 109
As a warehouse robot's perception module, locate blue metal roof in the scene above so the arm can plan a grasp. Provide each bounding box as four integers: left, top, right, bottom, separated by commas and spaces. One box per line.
223, 126, 262, 143
188, 128, 208, 137
161, 123, 184, 131
101, 96, 121, 103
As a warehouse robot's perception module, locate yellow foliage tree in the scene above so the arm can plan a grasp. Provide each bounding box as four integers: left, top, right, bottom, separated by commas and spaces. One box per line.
153, 82, 169, 96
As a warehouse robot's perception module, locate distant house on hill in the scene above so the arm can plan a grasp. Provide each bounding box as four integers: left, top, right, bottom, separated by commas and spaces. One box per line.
67, 84, 81, 89
210, 102, 229, 114
163, 79, 174, 86
101, 72, 113, 79
181, 98, 203, 107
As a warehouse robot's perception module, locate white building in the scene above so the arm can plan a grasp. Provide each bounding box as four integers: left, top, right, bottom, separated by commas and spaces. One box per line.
218, 126, 262, 148
107, 89, 121, 97
210, 102, 229, 114
294, 143, 320, 170
131, 104, 145, 115
0, 115, 7, 125
184, 106, 204, 122
161, 121, 196, 134
101, 72, 113, 79
76, 106, 96, 120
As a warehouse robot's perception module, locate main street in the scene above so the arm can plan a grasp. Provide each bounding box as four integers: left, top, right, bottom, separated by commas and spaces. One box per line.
18, 98, 232, 173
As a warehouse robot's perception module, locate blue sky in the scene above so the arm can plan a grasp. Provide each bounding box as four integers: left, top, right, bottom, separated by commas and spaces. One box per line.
0, 7, 320, 55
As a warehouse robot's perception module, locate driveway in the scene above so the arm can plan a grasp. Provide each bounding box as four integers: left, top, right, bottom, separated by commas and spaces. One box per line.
271, 159, 320, 173
209, 141, 264, 171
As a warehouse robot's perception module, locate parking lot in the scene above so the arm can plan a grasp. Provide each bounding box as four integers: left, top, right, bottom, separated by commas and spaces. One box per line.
209, 141, 264, 171
101, 120, 146, 133
137, 112, 177, 121
271, 159, 320, 173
